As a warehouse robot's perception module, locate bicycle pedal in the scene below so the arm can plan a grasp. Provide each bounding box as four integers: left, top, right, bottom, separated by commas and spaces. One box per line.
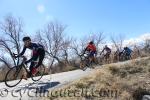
91, 67, 95, 69
82, 67, 87, 71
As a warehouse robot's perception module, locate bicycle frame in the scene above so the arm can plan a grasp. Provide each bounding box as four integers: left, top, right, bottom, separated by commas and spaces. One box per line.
17, 58, 43, 77
5, 55, 45, 87
80, 52, 95, 70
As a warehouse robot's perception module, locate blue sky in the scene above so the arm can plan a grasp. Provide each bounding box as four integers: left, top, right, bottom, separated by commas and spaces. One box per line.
0, 0, 150, 40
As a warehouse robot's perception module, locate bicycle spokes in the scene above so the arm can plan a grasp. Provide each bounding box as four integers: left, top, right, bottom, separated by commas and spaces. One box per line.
31, 64, 45, 81
5, 66, 24, 87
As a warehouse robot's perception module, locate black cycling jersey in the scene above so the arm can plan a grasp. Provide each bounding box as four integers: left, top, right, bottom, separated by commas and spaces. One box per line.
19, 43, 44, 56
105, 47, 111, 52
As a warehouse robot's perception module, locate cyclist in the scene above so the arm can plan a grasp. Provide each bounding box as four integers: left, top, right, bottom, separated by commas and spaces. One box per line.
101, 45, 111, 59
83, 41, 97, 64
14, 36, 45, 77
122, 46, 132, 60
114, 48, 123, 61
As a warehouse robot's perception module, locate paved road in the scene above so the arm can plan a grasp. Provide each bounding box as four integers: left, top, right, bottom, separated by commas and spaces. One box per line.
0, 57, 146, 100
0, 68, 94, 100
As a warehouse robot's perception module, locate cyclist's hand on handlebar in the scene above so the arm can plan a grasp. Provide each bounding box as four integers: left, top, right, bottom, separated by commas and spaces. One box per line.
95, 51, 97, 56
12, 53, 18, 59
24, 61, 28, 65
80, 53, 84, 56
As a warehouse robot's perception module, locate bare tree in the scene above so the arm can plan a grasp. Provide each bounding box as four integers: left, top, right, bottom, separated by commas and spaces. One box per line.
94, 32, 105, 48
110, 34, 125, 50
35, 21, 70, 71
144, 39, 150, 54
132, 44, 141, 58
93, 32, 105, 55
110, 34, 125, 62
71, 37, 87, 61
0, 15, 24, 68
60, 37, 73, 64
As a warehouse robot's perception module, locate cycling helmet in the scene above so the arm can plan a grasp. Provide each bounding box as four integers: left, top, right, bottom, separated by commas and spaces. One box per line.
124, 47, 127, 49
22, 36, 31, 41
89, 41, 94, 44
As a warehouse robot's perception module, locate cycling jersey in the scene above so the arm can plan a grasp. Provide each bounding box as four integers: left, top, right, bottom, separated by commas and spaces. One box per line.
85, 44, 96, 52
105, 47, 111, 53
84, 44, 97, 57
17, 42, 45, 76
101, 47, 111, 55
124, 47, 132, 55
19, 43, 44, 56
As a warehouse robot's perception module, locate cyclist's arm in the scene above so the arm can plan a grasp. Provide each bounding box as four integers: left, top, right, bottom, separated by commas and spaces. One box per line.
100, 48, 104, 55
83, 47, 88, 54
122, 49, 125, 53
114, 51, 117, 55
17, 46, 26, 57
84, 47, 88, 51
25, 57, 33, 64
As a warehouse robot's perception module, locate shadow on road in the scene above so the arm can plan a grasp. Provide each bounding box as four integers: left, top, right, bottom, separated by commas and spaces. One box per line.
13, 81, 60, 93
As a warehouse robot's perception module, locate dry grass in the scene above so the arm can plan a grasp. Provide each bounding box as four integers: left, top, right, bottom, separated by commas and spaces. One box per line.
0, 66, 9, 82
42, 57, 150, 100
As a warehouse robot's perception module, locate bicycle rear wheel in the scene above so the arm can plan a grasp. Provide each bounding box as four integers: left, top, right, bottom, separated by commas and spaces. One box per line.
89, 61, 95, 69
31, 64, 45, 81
5, 66, 24, 87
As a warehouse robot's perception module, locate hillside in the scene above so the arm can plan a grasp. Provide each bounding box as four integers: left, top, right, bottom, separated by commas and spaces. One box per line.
42, 57, 150, 100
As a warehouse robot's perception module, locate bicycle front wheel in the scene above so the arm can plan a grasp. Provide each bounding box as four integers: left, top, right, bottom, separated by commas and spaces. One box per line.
31, 64, 45, 81
4, 66, 24, 87
80, 60, 88, 71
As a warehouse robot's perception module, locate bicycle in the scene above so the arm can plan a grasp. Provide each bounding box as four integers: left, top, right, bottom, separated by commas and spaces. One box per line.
99, 51, 111, 65
4, 55, 45, 87
79, 52, 96, 71
119, 51, 132, 61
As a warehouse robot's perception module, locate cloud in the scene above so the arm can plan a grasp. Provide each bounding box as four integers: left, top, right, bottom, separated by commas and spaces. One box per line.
108, 33, 150, 50
37, 4, 45, 13
123, 33, 150, 46
140, 33, 150, 40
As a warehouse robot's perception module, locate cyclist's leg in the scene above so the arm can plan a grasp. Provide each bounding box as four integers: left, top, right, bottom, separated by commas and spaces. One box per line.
104, 52, 108, 63
106, 54, 109, 63
35, 49, 45, 69
93, 55, 97, 64
105, 53, 109, 63
119, 52, 122, 61
29, 55, 38, 76
127, 52, 131, 60
89, 51, 94, 62
85, 52, 92, 66
102, 54, 106, 64
126, 52, 129, 60
89, 52, 95, 68
93, 51, 97, 64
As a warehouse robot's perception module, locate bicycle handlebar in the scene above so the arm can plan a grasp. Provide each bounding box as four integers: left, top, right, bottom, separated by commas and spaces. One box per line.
12, 53, 27, 63
20, 56, 27, 62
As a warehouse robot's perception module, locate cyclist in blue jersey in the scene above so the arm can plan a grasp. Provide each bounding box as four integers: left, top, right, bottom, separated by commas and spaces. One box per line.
123, 47, 132, 60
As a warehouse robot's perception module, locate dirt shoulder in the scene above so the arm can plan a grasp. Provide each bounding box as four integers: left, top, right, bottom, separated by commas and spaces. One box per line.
42, 57, 150, 100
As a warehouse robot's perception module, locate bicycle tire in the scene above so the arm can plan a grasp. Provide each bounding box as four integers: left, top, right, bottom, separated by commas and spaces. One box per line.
5, 66, 23, 87
89, 61, 95, 69
79, 60, 87, 70
31, 64, 45, 81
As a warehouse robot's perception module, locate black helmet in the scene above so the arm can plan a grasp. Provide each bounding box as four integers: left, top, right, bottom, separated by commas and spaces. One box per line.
124, 47, 127, 49
22, 36, 31, 41
89, 41, 94, 44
